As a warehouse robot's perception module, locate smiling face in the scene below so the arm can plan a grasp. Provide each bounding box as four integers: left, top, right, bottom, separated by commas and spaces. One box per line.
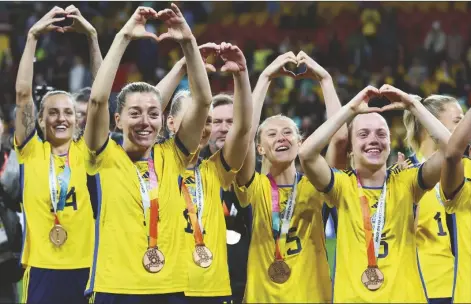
257, 116, 301, 165
115, 92, 162, 149
350, 113, 391, 170
38, 93, 76, 146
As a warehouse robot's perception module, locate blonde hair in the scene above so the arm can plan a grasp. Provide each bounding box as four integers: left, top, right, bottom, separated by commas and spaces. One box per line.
403, 95, 458, 151
256, 114, 302, 146
38, 90, 81, 141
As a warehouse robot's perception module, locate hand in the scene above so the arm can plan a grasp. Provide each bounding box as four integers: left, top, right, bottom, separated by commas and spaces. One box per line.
261, 52, 298, 80
63, 5, 96, 36
156, 3, 193, 42
219, 42, 246, 73
29, 6, 66, 38
347, 86, 383, 115
199, 43, 220, 73
379, 84, 420, 111
396, 152, 409, 170
120, 7, 159, 42
295, 51, 330, 81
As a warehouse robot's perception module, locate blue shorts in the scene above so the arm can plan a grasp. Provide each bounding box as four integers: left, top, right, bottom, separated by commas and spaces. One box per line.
90, 292, 233, 304
23, 266, 89, 304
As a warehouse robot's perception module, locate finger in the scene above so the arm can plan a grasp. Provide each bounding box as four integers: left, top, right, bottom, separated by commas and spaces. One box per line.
66, 8, 80, 16
63, 26, 74, 32
47, 17, 65, 26
297, 58, 307, 67
143, 32, 160, 43
380, 104, 403, 112
65, 15, 79, 20
281, 68, 297, 78
283, 58, 298, 66
363, 107, 383, 113
221, 65, 229, 72
49, 6, 65, 16
156, 32, 171, 42
170, 3, 183, 16
398, 152, 405, 163
49, 25, 64, 34
205, 64, 216, 73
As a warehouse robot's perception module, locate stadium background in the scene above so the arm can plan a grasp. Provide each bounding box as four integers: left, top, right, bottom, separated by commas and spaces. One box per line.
1, 0, 471, 297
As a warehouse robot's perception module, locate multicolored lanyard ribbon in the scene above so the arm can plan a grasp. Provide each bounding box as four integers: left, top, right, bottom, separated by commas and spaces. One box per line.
356, 173, 387, 266
49, 154, 71, 226
180, 166, 205, 246
135, 152, 159, 248
267, 173, 298, 261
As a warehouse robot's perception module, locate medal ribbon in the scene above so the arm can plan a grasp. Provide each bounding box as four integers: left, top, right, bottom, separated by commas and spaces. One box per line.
181, 166, 206, 246
356, 173, 387, 267
434, 183, 444, 206
49, 154, 71, 226
135, 152, 160, 248
268, 173, 298, 261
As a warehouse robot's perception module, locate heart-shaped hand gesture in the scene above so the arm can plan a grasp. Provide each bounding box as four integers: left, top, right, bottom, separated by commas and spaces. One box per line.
156, 3, 193, 42
395, 152, 410, 170
379, 84, 420, 111
199, 42, 220, 73
29, 6, 66, 38
62, 5, 96, 36
120, 7, 159, 42
219, 42, 247, 73
261, 51, 298, 80
348, 86, 383, 114
295, 51, 330, 81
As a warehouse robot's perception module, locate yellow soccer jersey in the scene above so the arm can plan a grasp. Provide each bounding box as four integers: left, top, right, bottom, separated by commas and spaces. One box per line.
416, 187, 454, 299
439, 157, 471, 303
234, 173, 331, 303
324, 165, 429, 303
85, 136, 192, 295
182, 150, 235, 297
15, 131, 94, 269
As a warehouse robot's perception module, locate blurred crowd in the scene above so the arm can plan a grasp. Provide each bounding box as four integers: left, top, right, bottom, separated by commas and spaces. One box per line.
1, 2, 471, 162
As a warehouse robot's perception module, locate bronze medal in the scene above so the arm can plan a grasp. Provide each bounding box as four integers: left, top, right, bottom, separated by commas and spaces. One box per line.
49, 224, 67, 247
268, 260, 291, 284
142, 247, 165, 273
193, 245, 213, 268
361, 267, 384, 291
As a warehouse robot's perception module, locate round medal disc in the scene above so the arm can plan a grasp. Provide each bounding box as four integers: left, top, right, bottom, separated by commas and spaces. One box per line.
142, 247, 165, 273
226, 230, 241, 245
361, 267, 384, 291
193, 245, 213, 268
49, 224, 67, 247
268, 260, 291, 284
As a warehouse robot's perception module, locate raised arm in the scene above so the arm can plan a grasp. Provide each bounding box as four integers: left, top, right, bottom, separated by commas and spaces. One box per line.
63, 5, 103, 80
85, 7, 159, 151
158, 4, 212, 154
235, 52, 297, 186
15, 7, 66, 145
296, 51, 348, 169
299, 86, 382, 191
217, 43, 253, 170
380, 85, 451, 189
441, 108, 471, 198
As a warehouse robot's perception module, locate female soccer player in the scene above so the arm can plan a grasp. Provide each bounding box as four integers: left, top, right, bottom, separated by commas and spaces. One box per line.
83, 5, 213, 303
166, 42, 253, 302
403, 96, 463, 303
233, 51, 347, 303
15, 6, 101, 304
439, 106, 471, 304
299, 85, 451, 303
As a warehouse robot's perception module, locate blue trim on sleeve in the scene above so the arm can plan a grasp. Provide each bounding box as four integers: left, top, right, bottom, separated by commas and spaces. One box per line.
175, 135, 190, 157
84, 174, 103, 297
17, 130, 36, 150
417, 163, 427, 190
95, 136, 110, 156
451, 214, 458, 303
18, 164, 25, 267
321, 168, 335, 193
219, 148, 231, 172
416, 249, 429, 302
244, 172, 256, 188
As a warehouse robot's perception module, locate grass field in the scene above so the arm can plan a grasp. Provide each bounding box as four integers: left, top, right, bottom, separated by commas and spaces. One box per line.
16, 238, 337, 299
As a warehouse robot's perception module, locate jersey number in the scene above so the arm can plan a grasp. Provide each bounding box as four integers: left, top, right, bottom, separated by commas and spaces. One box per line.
183, 209, 206, 235
49, 187, 77, 212
378, 233, 388, 259
286, 227, 302, 255
434, 212, 447, 236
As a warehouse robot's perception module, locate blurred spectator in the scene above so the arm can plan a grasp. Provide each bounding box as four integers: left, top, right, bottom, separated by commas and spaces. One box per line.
424, 21, 447, 68
69, 56, 87, 93
447, 25, 463, 63
360, 7, 381, 49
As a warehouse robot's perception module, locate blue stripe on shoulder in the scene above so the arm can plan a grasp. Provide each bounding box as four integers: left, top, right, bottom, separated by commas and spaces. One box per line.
84, 174, 103, 297
17, 131, 37, 150
18, 164, 26, 267
174, 135, 190, 157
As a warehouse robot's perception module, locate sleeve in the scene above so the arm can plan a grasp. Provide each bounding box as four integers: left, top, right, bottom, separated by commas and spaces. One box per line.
320, 168, 350, 209
83, 135, 114, 175
158, 136, 194, 174
233, 172, 261, 208
207, 149, 239, 190
398, 163, 429, 204
14, 131, 43, 162
439, 179, 470, 213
